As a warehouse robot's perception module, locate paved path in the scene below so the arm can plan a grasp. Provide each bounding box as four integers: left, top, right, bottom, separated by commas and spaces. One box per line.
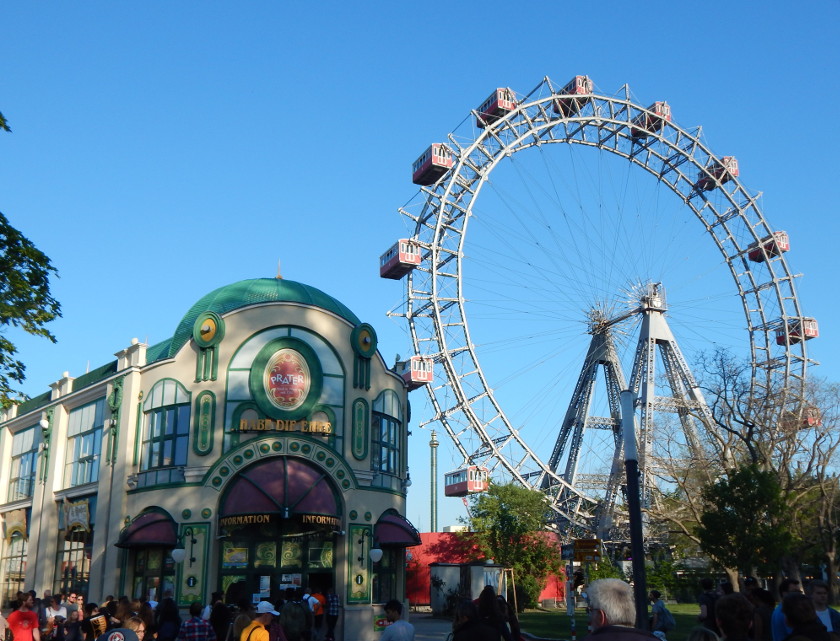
408, 612, 454, 641
407, 611, 563, 641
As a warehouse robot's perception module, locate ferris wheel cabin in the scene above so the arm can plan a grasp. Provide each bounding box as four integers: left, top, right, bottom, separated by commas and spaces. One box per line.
394, 356, 434, 390
748, 231, 790, 263
412, 144, 454, 186
444, 466, 490, 497
696, 156, 739, 191
776, 318, 819, 345
552, 75, 593, 117
630, 101, 671, 139
783, 405, 823, 430
380, 240, 421, 280
476, 88, 517, 128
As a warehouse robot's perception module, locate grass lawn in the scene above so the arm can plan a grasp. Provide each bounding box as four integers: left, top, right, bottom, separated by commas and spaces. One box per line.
519, 602, 702, 641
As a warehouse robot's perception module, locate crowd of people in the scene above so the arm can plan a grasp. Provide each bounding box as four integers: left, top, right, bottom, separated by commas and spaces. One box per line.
4, 577, 840, 641
581, 576, 840, 641
0, 586, 339, 641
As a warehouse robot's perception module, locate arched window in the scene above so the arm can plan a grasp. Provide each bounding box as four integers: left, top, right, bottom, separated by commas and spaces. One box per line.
0, 529, 28, 608
371, 390, 402, 476
140, 380, 191, 486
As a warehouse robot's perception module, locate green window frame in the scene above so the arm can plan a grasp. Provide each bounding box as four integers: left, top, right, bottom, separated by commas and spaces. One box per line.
371, 390, 401, 476
141, 380, 191, 472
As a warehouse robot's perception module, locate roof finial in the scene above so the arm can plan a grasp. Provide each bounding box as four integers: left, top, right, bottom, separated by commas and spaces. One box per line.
276, 259, 283, 280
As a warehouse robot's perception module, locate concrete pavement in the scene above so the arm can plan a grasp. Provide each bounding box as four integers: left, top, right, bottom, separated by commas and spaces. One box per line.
407, 612, 454, 641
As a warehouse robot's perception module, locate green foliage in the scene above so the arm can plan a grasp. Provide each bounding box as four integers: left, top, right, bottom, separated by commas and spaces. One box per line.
467, 482, 562, 607
646, 558, 681, 596
697, 464, 792, 575
0, 111, 9, 132
586, 559, 625, 581
0, 211, 61, 408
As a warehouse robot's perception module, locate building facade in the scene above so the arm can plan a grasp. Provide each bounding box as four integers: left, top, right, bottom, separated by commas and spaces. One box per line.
0, 277, 420, 639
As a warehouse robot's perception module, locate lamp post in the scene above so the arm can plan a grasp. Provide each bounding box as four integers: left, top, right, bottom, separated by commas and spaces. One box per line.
620, 390, 648, 629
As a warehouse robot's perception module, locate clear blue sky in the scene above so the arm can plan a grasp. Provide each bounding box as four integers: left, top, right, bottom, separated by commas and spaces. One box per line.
2, 2, 838, 531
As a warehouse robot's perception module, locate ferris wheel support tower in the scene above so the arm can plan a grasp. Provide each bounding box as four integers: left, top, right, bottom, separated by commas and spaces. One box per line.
548, 282, 717, 536
627, 283, 715, 508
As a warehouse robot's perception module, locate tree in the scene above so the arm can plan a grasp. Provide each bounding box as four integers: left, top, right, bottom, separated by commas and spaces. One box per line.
645, 350, 840, 592
697, 464, 793, 576
0, 111, 10, 132
467, 482, 563, 608
0, 212, 61, 408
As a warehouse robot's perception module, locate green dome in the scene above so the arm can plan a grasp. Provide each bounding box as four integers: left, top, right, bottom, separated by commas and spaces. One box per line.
168, 278, 361, 357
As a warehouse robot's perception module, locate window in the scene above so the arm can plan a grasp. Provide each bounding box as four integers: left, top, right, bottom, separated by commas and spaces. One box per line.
0, 530, 28, 609
371, 390, 402, 476
55, 496, 95, 597
371, 548, 399, 603
66, 399, 105, 488
141, 380, 190, 474
8, 427, 38, 501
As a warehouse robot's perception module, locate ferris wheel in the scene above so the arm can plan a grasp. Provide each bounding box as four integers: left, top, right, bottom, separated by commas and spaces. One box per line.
382, 76, 818, 531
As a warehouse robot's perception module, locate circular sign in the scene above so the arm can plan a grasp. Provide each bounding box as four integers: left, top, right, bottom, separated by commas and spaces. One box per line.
264, 349, 311, 411
351, 323, 378, 358
249, 337, 323, 420
193, 311, 225, 348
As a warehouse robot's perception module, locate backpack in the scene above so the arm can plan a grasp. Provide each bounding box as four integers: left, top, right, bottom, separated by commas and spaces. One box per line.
659, 606, 676, 632
280, 601, 306, 638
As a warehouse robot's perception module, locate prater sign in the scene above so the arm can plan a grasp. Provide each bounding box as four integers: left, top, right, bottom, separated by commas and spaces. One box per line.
264, 348, 310, 410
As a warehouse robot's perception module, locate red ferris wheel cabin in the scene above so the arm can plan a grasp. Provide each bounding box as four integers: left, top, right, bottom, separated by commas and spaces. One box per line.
696, 156, 739, 191
630, 101, 671, 140
476, 88, 517, 128
748, 231, 790, 263
394, 356, 434, 390
412, 144, 454, 186
444, 466, 490, 497
553, 75, 593, 117
776, 317, 819, 345
380, 240, 421, 280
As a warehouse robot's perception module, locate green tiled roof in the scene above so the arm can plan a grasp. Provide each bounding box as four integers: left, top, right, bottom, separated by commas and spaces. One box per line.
168, 278, 361, 358
146, 339, 173, 364
72, 360, 118, 391
16, 391, 52, 416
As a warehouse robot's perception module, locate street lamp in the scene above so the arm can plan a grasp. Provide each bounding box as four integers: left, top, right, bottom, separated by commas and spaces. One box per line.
357, 530, 382, 564
172, 527, 197, 567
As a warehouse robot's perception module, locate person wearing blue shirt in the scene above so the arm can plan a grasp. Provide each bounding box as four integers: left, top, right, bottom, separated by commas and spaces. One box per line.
771, 579, 802, 641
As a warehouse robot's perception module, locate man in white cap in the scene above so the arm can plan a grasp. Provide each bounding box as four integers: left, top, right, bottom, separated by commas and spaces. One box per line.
239, 602, 278, 641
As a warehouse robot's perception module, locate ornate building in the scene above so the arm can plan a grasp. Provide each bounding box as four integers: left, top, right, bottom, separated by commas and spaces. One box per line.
0, 276, 420, 640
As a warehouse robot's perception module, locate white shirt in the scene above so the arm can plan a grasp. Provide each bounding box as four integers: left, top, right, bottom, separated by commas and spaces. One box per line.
47, 606, 68, 619
380, 620, 415, 641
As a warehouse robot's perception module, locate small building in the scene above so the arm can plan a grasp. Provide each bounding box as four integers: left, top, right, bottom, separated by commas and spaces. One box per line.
0, 276, 421, 640
405, 532, 566, 609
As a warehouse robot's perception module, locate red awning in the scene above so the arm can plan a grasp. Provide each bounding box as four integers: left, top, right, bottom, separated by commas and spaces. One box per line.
115, 508, 177, 548
219, 457, 340, 524
375, 510, 421, 547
